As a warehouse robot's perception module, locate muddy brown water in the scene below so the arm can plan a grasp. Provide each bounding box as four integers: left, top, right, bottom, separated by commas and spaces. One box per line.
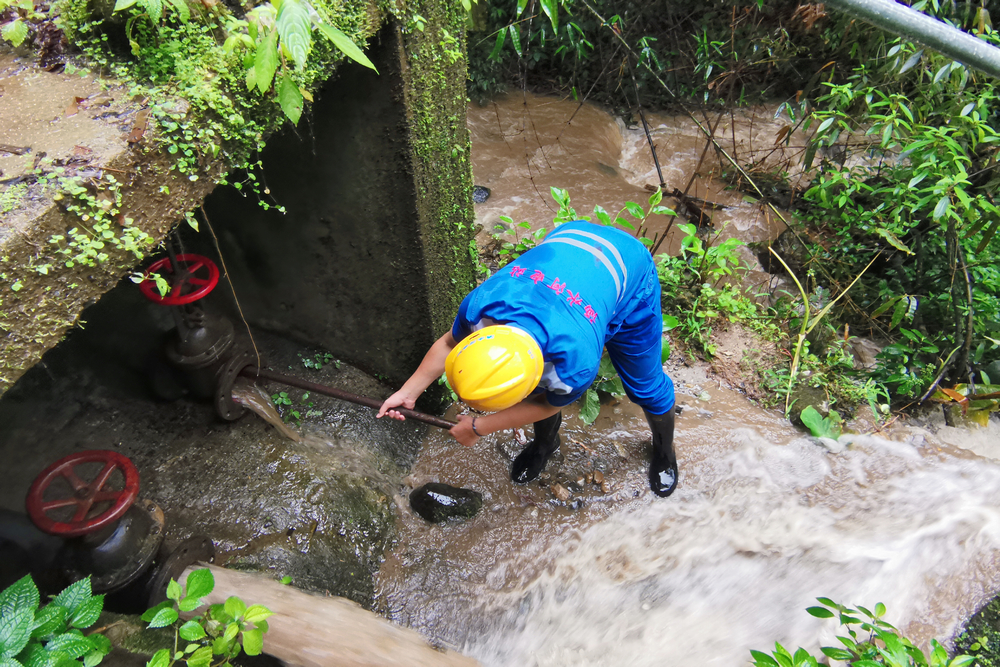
368, 93, 1000, 666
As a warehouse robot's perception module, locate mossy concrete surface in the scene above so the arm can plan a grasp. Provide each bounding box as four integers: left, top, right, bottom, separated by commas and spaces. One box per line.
1, 0, 476, 401
193, 11, 477, 398
0, 52, 220, 394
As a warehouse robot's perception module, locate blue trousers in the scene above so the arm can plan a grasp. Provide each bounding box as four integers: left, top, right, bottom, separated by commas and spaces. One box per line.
604, 263, 675, 415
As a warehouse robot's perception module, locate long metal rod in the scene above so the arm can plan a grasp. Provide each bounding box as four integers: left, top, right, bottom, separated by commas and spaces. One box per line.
240, 366, 457, 430
825, 0, 1000, 80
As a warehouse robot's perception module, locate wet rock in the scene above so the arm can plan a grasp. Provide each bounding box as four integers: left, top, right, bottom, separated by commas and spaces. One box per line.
551, 483, 570, 502
409, 483, 483, 523
788, 385, 829, 428
593, 470, 604, 485
815, 436, 845, 454
472, 185, 491, 203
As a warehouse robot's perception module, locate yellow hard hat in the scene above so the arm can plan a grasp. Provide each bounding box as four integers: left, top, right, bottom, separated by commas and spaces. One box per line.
445, 325, 543, 412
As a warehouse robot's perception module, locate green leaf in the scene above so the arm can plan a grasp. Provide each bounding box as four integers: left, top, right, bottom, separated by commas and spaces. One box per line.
624, 202, 645, 219
875, 227, 912, 255
1, 577, 39, 622
1, 18, 28, 46
147, 648, 170, 667
242, 629, 263, 656
255, 30, 279, 94
508, 24, 522, 57
515, 0, 527, 18
164, 0, 188, 22
69, 596, 103, 629
660, 341, 671, 363
223, 623, 240, 644
112, 0, 139, 11
47, 633, 92, 659
539, 0, 558, 31
177, 598, 201, 613
82, 650, 104, 667
211, 636, 231, 656
242, 606, 273, 625
88, 635, 110, 656
820, 647, 854, 661
932, 195, 951, 220
949, 657, 976, 667
487, 28, 506, 61
146, 607, 178, 629
140, 0, 162, 23
816, 117, 835, 134
314, 22, 377, 72
19, 644, 51, 667
815, 597, 838, 608
579, 389, 600, 425
591, 205, 611, 226
874, 602, 886, 618
141, 601, 172, 623
166, 581, 181, 602
183, 568, 214, 599
277, 73, 304, 125
800, 406, 831, 439
662, 314, 679, 332
178, 621, 206, 642
223, 598, 246, 620
31, 606, 66, 639
899, 49, 923, 74
276, 0, 311, 69
0, 608, 32, 660
750, 650, 780, 667
186, 646, 212, 667
806, 606, 835, 618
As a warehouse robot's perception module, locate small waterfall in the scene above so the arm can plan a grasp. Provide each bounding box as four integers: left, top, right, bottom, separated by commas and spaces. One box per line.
231, 378, 302, 443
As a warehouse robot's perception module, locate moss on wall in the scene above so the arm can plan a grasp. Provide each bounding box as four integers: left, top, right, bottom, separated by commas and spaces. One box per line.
392, 0, 477, 338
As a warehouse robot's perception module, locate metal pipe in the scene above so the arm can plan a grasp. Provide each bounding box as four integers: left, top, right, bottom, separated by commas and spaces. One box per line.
240, 366, 458, 430
824, 0, 1000, 80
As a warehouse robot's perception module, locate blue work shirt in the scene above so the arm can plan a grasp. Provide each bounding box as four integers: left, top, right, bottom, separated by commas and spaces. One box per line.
453, 221, 660, 408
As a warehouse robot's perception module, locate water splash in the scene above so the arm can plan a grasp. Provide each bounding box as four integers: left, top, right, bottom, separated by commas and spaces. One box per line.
231, 378, 301, 442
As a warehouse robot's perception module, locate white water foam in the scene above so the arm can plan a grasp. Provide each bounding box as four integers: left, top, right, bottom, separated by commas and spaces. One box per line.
452, 433, 1000, 667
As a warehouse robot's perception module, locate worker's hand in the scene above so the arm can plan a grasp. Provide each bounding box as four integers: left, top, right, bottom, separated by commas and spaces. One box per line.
377, 390, 418, 420
450, 414, 480, 448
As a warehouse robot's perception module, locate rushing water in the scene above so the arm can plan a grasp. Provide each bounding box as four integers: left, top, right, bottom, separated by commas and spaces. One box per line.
232, 378, 302, 443
372, 93, 1000, 667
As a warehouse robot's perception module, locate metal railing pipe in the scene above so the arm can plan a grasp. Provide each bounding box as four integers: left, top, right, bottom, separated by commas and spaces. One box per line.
824, 0, 1000, 79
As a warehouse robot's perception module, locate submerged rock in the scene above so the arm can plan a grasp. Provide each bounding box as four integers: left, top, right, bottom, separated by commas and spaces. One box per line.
409, 483, 483, 523
472, 185, 491, 203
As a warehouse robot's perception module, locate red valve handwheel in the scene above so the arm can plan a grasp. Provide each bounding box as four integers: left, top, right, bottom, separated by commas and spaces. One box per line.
26, 450, 140, 537
139, 254, 220, 306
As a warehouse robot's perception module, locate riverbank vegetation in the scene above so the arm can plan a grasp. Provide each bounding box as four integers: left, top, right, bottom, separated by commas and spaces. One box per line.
470, 0, 1000, 430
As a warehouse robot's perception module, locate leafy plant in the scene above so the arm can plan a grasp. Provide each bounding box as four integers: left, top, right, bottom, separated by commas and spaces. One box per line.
0, 575, 112, 667
0, 0, 39, 45
299, 352, 338, 371
751, 598, 974, 667
799, 405, 842, 440
219, 0, 376, 124
141, 568, 272, 667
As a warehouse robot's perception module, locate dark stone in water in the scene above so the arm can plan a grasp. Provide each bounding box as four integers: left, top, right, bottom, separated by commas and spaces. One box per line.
472, 185, 491, 203
409, 483, 483, 523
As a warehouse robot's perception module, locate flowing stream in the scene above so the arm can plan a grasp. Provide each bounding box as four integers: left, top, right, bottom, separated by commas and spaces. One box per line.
372, 93, 1000, 667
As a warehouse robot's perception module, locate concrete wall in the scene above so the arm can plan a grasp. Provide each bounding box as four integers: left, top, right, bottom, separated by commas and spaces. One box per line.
197, 22, 474, 393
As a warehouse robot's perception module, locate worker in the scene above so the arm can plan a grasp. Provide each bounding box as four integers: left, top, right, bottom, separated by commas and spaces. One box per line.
376, 220, 678, 497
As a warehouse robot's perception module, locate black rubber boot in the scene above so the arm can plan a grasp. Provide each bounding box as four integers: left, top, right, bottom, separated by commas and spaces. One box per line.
511, 412, 562, 484
645, 408, 678, 497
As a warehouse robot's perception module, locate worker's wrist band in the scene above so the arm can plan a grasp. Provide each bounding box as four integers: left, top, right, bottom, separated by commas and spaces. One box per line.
471, 416, 483, 437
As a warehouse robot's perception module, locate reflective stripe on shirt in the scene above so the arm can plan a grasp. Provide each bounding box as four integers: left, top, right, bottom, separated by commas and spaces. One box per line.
543, 228, 628, 300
